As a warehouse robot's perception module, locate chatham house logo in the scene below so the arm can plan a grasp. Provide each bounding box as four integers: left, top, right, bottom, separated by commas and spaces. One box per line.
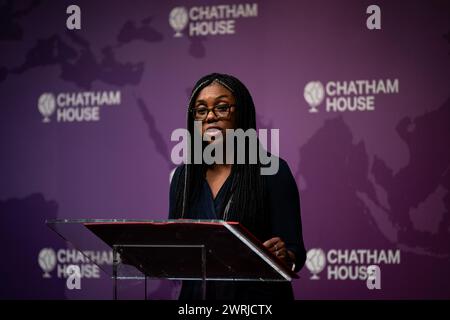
305, 248, 326, 280
168, 3, 258, 37
303, 78, 399, 113
304, 81, 325, 113
37, 247, 113, 280
38, 93, 56, 123
37, 90, 121, 124
38, 248, 57, 278
305, 248, 401, 282
169, 7, 189, 37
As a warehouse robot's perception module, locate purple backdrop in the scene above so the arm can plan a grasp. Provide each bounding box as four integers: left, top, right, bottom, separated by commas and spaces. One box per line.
1, 0, 449, 299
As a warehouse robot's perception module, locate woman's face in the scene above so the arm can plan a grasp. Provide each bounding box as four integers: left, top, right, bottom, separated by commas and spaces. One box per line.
193, 82, 237, 143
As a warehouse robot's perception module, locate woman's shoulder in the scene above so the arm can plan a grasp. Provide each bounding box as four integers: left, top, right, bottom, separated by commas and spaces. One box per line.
262, 156, 298, 193
170, 164, 186, 186
262, 156, 293, 180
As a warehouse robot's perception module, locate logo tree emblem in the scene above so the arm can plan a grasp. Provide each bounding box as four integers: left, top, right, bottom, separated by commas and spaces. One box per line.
38, 93, 56, 123
305, 248, 326, 280
38, 248, 57, 278
169, 7, 189, 37
304, 81, 325, 113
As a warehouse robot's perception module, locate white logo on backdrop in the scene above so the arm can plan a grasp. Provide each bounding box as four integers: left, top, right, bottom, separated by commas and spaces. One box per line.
169, 7, 189, 37
38, 248, 57, 278
38, 247, 113, 280
303, 79, 399, 113
38, 93, 56, 123
304, 82, 325, 113
169, 3, 258, 37
305, 248, 326, 279
305, 248, 400, 283
37, 91, 121, 124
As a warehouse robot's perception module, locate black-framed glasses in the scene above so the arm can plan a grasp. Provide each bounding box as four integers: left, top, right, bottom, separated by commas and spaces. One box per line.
189, 103, 235, 121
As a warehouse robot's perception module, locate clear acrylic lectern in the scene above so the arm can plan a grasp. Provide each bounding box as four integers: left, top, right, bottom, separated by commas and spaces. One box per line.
46, 219, 298, 300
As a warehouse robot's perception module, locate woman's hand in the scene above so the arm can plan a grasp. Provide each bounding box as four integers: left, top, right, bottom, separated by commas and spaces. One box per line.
263, 237, 296, 269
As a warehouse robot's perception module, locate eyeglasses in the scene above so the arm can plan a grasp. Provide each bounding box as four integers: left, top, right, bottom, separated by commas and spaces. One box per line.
189, 103, 235, 121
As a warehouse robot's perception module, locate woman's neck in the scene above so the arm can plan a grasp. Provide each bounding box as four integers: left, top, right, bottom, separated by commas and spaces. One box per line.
207, 163, 232, 173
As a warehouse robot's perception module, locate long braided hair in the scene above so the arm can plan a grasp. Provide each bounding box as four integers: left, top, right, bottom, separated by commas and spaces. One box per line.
172, 73, 270, 240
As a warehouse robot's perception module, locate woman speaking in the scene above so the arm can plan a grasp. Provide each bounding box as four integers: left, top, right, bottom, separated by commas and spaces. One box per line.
169, 73, 307, 300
